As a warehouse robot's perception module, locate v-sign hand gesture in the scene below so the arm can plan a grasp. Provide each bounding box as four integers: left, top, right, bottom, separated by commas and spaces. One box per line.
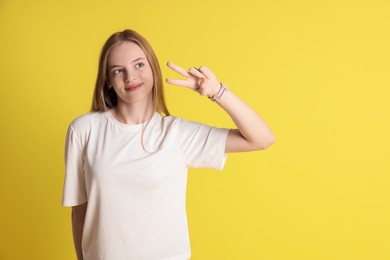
166, 61, 220, 97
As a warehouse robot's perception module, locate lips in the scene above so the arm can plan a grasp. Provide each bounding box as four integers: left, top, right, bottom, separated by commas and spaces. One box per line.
125, 83, 142, 91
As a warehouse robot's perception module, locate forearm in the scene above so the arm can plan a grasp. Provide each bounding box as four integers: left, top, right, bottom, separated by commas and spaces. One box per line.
215, 88, 275, 152
72, 203, 87, 260
165, 62, 275, 152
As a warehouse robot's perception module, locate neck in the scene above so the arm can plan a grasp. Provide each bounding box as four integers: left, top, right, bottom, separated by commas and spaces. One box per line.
112, 100, 154, 125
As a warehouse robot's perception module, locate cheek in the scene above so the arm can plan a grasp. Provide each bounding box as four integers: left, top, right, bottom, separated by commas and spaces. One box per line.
145, 67, 154, 81
110, 74, 123, 83
138, 67, 153, 81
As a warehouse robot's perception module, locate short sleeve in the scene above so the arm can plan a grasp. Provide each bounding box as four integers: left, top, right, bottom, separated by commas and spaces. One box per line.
176, 119, 230, 170
61, 125, 87, 207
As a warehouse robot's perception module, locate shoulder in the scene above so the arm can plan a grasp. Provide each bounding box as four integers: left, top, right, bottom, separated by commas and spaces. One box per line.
148, 114, 198, 137
163, 115, 230, 138
165, 115, 205, 128
68, 111, 105, 134
159, 115, 212, 136
158, 115, 197, 129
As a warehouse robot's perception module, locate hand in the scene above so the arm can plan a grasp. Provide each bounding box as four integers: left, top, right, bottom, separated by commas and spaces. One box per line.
166, 61, 221, 97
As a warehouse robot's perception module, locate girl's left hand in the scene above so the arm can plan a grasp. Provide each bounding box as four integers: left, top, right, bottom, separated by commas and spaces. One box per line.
166, 61, 220, 97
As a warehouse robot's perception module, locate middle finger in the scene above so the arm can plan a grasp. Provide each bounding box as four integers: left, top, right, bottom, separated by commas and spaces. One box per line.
188, 67, 206, 79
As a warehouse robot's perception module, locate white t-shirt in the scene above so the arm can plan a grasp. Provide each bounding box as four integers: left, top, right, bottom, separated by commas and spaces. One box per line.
62, 111, 229, 260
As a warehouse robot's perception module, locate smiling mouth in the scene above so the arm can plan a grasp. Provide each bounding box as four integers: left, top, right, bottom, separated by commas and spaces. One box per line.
125, 83, 142, 91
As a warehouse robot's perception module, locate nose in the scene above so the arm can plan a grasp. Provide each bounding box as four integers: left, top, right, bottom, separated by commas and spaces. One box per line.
124, 69, 137, 83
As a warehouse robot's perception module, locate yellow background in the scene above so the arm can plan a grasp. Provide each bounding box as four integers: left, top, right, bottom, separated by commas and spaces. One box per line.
1, 0, 389, 259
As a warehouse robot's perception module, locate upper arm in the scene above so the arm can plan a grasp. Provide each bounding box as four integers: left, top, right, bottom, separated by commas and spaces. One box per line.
62, 125, 88, 207
72, 202, 88, 218
72, 202, 87, 260
176, 118, 228, 170
225, 129, 269, 153
72, 202, 88, 234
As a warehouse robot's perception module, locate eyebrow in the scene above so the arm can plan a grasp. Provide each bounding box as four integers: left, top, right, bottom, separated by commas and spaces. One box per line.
109, 57, 145, 70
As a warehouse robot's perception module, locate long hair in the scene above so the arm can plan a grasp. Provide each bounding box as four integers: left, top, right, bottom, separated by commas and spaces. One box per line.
91, 29, 170, 116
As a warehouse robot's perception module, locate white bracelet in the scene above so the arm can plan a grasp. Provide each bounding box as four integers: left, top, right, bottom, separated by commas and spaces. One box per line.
209, 83, 228, 102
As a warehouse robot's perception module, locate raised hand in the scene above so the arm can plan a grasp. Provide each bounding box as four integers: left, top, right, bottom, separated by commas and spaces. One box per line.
166, 61, 220, 97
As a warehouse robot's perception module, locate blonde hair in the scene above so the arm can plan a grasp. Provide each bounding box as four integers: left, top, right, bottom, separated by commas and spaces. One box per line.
91, 29, 170, 116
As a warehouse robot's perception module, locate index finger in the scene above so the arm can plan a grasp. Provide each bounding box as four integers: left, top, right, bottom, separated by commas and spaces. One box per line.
167, 61, 189, 78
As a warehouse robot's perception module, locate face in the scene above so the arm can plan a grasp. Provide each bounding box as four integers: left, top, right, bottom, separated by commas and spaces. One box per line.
107, 41, 154, 106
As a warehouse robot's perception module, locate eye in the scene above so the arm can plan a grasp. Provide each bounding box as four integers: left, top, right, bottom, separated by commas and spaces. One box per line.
113, 68, 124, 75
135, 63, 145, 69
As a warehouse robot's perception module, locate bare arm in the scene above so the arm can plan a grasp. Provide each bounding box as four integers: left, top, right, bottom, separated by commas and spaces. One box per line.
166, 62, 275, 153
72, 202, 87, 260
217, 90, 275, 152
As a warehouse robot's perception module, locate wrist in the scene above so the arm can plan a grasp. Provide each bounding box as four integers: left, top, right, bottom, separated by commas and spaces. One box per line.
207, 83, 221, 98
208, 83, 229, 102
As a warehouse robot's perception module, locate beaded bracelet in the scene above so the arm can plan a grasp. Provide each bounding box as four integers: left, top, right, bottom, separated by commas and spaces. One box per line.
209, 83, 229, 102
